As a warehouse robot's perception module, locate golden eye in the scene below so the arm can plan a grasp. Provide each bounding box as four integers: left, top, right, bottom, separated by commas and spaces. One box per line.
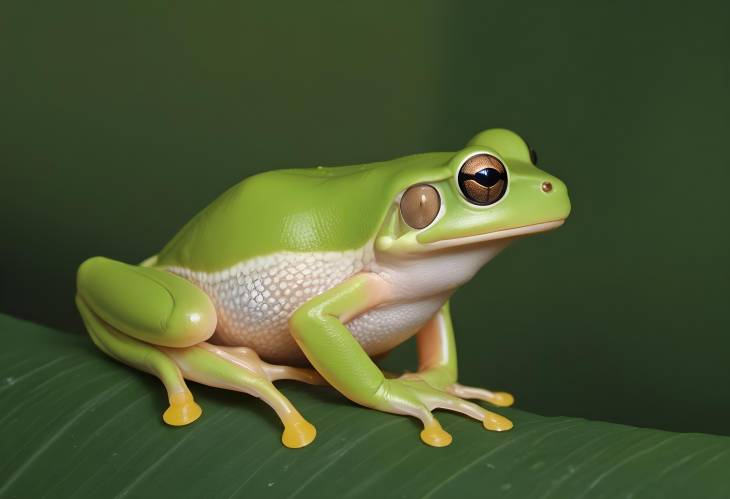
400, 184, 440, 229
457, 154, 507, 205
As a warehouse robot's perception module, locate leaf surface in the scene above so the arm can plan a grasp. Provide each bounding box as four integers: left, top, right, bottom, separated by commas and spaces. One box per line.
1, 314, 728, 498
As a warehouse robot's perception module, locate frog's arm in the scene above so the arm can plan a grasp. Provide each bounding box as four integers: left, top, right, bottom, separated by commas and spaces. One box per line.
290, 275, 512, 447
412, 301, 458, 388
411, 301, 514, 407
289, 273, 387, 406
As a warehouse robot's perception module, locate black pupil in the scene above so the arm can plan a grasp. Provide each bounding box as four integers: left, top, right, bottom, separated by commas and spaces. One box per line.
474, 168, 503, 187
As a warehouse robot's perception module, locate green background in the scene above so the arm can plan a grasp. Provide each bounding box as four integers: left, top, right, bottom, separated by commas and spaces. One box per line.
2, 0, 728, 437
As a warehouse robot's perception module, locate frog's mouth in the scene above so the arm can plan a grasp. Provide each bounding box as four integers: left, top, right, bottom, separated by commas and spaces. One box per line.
421, 220, 565, 251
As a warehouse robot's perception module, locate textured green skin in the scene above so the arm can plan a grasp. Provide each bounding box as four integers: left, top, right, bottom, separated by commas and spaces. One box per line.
76, 128, 571, 441
155, 152, 452, 270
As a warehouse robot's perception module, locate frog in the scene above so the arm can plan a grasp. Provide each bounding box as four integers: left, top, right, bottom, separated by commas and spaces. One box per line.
75, 128, 570, 448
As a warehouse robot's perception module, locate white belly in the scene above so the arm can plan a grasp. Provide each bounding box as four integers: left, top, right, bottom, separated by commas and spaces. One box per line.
165, 248, 443, 363
346, 294, 448, 354
166, 240, 505, 364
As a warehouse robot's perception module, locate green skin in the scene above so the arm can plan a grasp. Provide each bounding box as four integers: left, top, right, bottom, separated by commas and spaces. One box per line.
76, 128, 571, 448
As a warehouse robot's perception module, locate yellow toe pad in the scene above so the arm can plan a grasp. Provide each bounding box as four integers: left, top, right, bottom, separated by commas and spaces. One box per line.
483, 412, 513, 432
163, 399, 203, 426
491, 392, 515, 407
420, 422, 453, 447
282, 418, 317, 449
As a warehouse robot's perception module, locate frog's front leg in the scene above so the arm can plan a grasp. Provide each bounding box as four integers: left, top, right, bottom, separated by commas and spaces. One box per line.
76, 257, 319, 448
402, 301, 515, 409
289, 274, 511, 447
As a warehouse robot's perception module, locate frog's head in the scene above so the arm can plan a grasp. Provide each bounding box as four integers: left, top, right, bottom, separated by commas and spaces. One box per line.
375, 129, 571, 254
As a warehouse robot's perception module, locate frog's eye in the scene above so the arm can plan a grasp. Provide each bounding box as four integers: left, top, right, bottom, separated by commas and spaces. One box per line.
400, 184, 440, 229
457, 154, 507, 205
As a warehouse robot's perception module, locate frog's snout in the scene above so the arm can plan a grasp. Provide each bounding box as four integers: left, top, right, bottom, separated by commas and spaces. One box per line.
538, 175, 571, 220
538, 175, 568, 197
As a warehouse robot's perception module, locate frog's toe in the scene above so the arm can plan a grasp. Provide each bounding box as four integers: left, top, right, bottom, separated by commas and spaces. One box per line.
482, 411, 513, 432
490, 391, 514, 407
282, 416, 317, 449
420, 420, 453, 447
163, 392, 202, 426
427, 390, 513, 433
448, 383, 516, 408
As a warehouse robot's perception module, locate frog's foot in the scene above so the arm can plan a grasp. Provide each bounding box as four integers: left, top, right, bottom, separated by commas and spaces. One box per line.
162, 343, 317, 448
374, 378, 513, 447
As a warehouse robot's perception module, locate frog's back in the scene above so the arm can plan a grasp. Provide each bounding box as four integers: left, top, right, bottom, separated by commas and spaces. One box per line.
156, 152, 452, 272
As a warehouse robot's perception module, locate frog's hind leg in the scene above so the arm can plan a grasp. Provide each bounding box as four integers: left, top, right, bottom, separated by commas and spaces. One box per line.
76, 297, 203, 426
216, 346, 327, 386
77, 256, 317, 447
76, 256, 218, 426
162, 344, 318, 448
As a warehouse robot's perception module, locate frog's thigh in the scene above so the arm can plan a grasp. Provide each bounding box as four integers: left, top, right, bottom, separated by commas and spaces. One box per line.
162, 344, 317, 449
77, 257, 217, 347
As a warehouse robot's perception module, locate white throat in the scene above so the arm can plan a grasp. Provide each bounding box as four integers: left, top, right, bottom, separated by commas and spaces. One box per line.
369, 239, 512, 302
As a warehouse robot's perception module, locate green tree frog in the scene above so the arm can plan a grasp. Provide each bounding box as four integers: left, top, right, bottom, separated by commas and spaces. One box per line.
76, 129, 570, 448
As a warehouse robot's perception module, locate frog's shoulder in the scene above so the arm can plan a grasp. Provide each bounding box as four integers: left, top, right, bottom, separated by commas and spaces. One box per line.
156, 152, 453, 272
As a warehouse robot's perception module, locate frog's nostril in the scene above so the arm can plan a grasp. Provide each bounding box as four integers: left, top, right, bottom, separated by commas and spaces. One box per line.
541, 181, 553, 193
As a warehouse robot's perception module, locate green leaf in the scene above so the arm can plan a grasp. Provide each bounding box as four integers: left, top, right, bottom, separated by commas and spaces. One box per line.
1, 313, 728, 498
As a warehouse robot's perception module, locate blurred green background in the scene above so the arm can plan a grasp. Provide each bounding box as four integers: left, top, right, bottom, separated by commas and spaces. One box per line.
2, 1, 728, 436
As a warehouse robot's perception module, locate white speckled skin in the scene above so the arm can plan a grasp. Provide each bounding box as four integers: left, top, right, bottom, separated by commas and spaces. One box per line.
166, 240, 509, 363
167, 248, 369, 362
